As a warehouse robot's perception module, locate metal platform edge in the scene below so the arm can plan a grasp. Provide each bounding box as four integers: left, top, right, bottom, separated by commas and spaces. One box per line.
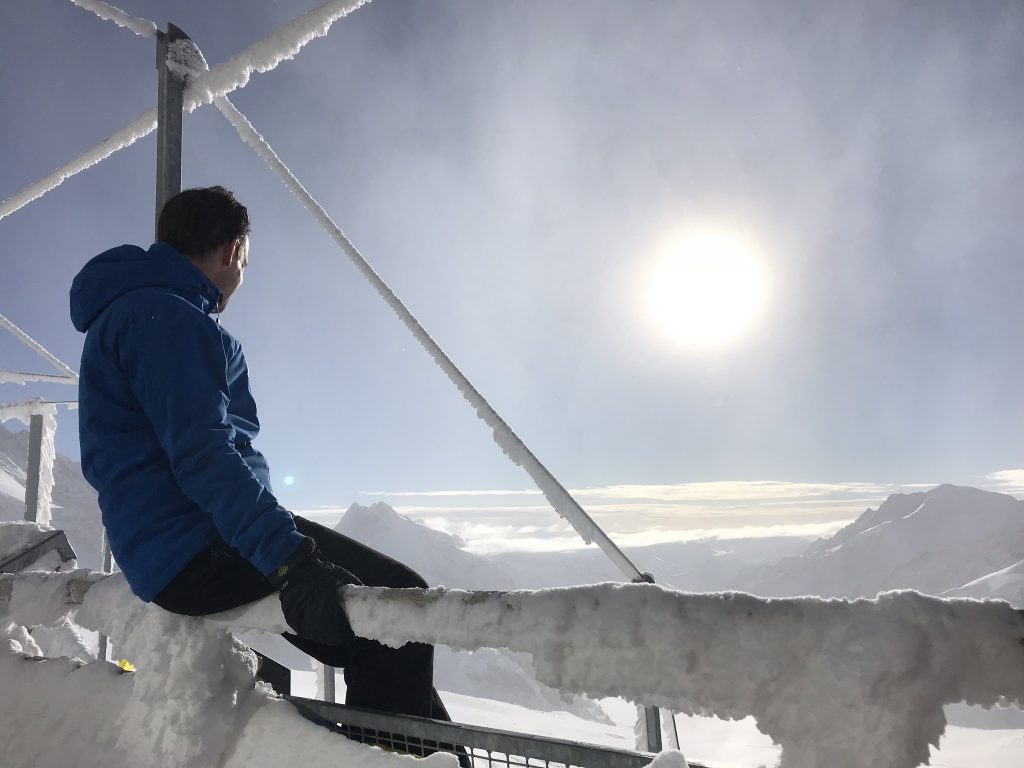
286, 696, 706, 768
0, 530, 77, 574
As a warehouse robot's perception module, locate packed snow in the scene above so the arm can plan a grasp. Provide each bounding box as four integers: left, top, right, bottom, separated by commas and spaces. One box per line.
168, 37, 210, 80
339, 583, 1024, 768
1, 571, 456, 768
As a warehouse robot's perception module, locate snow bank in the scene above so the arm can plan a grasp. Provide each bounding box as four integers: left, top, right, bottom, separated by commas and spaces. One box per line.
340, 583, 1024, 768
1, 572, 455, 768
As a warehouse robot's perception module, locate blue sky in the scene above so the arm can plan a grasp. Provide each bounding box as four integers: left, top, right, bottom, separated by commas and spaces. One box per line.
2, 0, 1023, 543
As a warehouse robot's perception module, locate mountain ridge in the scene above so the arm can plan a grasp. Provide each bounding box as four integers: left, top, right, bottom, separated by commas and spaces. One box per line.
731, 484, 1024, 599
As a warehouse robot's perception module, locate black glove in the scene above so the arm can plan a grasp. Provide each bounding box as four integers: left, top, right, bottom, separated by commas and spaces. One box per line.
270, 536, 360, 646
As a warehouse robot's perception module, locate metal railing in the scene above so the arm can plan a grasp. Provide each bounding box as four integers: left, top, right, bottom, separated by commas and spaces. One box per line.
287, 696, 701, 768
251, 650, 687, 768
0, 530, 77, 574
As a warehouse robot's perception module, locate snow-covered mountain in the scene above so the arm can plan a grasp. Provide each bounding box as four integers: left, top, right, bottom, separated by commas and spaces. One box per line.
945, 557, 1024, 605
334, 501, 520, 590
732, 484, 1024, 599
0, 424, 102, 568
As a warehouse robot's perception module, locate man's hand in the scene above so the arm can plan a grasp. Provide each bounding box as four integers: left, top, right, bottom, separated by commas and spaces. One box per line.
271, 536, 359, 646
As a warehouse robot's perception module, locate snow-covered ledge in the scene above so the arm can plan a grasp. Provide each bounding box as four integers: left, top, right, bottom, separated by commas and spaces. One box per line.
2, 571, 1023, 768
1, 571, 457, 768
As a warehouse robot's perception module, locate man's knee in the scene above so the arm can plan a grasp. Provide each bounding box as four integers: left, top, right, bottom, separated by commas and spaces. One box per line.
391, 564, 428, 590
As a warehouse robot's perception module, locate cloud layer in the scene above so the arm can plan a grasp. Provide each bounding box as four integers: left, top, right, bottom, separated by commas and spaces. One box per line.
298, 475, 1023, 554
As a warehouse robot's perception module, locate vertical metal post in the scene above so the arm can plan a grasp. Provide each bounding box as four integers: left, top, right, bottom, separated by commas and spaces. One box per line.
24, 414, 43, 523
323, 664, 337, 703
155, 23, 188, 236
629, 571, 665, 753
97, 528, 113, 662
644, 705, 663, 753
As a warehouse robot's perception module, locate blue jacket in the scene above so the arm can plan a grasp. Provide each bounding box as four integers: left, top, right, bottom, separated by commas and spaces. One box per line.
70, 242, 303, 601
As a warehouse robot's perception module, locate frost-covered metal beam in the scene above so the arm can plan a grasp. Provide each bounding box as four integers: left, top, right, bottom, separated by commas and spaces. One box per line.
0, 531, 77, 574
0, 0, 371, 224
0, 370, 78, 386
68, 0, 158, 38
0, 313, 78, 381
0, 571, 103, 605
24, 415, 44, 523
4, 573, 1024, 768
155, 24, 189, 235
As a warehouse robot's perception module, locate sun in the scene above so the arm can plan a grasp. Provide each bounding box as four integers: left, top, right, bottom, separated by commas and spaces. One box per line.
639, 228, 771, 351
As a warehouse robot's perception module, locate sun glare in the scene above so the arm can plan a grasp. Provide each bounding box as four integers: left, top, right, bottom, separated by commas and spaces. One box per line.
639, 229, 771, 351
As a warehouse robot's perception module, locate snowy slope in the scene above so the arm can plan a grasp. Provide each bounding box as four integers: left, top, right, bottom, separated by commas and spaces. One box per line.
732, 485, 1024, 599
0, 447, 26, 503
944, 557, 1024, 605
0, 427, 29, 514
0, 424, 103, 568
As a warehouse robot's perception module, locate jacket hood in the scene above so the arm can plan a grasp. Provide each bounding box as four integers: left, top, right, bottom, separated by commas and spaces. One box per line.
70, 242, 222, 332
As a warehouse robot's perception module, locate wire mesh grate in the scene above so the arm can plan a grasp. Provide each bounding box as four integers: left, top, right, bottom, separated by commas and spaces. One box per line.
286, 696, 694, 768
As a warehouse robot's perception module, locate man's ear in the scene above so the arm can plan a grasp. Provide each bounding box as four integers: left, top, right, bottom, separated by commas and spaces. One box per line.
223, 238, 241, 266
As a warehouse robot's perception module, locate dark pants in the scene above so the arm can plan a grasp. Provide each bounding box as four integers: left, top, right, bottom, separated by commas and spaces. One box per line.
153, 515, 450, 721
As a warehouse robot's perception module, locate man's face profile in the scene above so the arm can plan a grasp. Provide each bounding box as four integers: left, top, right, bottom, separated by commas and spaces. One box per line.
211, 234, 249, 311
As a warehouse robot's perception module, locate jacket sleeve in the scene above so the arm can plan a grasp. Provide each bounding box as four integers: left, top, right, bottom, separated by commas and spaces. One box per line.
118, 295, 304, 575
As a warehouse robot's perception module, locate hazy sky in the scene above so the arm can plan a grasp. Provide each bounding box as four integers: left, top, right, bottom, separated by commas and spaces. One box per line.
2, 1, 1023, 546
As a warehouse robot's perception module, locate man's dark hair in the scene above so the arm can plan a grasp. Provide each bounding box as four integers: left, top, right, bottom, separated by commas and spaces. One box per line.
157, 186, 250, 259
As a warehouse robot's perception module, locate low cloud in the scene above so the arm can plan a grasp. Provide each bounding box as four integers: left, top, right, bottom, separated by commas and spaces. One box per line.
347, 479, 917, 553
985, 469, 1024, 495
298, 474, 1023, 555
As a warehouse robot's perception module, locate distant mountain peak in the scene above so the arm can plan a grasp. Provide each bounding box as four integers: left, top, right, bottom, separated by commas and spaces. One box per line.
339, 501, 467, 550
734, 483, 1024, 599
